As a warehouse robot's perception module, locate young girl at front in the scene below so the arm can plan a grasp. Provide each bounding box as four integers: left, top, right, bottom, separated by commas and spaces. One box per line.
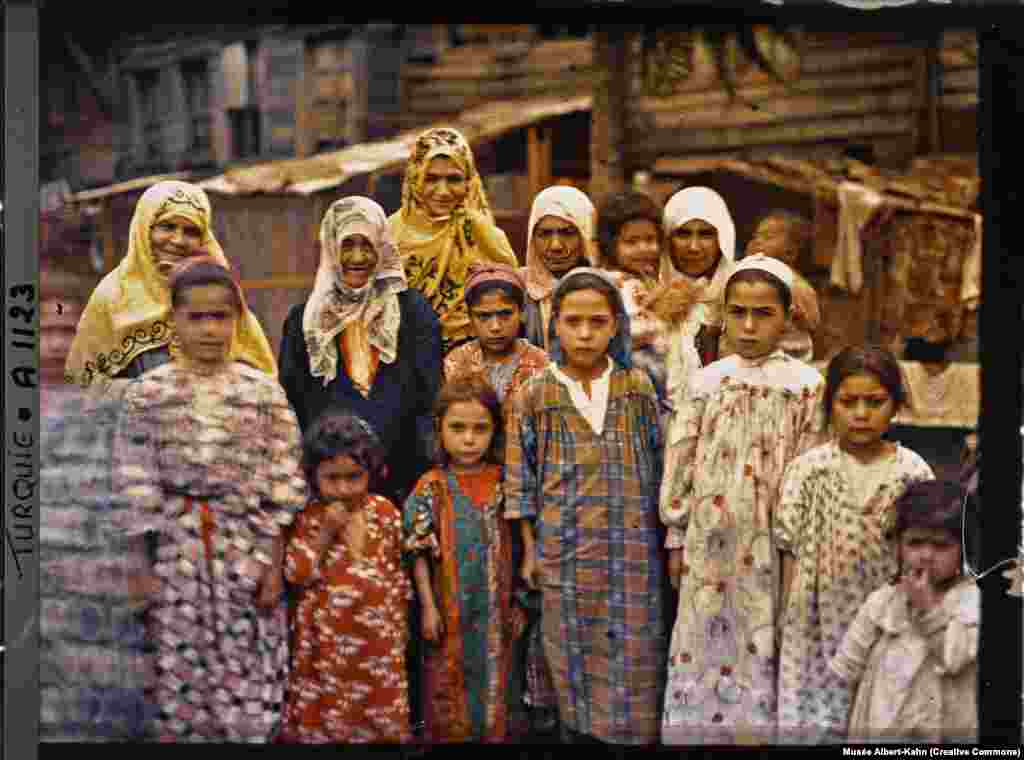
660, 255, 824, 745
776, 346, 934, 743
402, 375, 521, 742
441, 263, 554, 738
505, 268, 667, 746
280, 413, 412, 744
830, 480, 978, 743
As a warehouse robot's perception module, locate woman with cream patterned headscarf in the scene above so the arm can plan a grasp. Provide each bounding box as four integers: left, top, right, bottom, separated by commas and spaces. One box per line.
389, 127, 519, 354
65, 180, 276, 392
520, 185, 599, 350
280, 196, 442, 506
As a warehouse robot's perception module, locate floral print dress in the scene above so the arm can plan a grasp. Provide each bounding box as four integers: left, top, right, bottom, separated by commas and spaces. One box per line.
281, 495, 412, 743
660, 350, 824, 745
775, 441, 933, 743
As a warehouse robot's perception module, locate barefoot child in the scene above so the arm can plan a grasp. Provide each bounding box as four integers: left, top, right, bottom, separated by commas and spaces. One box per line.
776, 346, 934, 743
505, 268, 667, 745
281, 413, 412, 743
660, 255, 825, 745
830, 480, 978, 743
402, 375, 521, 742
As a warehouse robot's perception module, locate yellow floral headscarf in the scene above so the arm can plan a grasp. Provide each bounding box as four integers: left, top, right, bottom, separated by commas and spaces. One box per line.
388, 127, 518, 350
65, 181, 277, 388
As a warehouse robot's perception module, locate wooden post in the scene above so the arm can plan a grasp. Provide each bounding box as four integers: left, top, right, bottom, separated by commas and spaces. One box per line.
101, 200, 116, 274
295, 39, 316, 158
527, 125, 553, 199
590, 27, 630, 204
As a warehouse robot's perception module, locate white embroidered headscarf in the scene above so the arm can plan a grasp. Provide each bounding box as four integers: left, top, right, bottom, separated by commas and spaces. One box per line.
303, 196, 407, 387
523, 185, 598, 303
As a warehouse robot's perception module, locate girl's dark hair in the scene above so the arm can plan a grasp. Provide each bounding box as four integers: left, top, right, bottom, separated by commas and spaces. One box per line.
550, 271, 620, 321
751, 209, 813, 265
465, 280, 525, 310
433, 374, 505, 467
891, 479, 965, 544
823, 345, 905, 426
169, 257, 244, 311
597, 190, 663, 269
302, 412, 388, 500
723, 268, 792, 312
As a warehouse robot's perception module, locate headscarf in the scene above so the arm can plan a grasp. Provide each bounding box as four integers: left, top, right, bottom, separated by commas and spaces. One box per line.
65, 181, 277, 388
725, 253, 795, 292
524, 185, 599, 304
464, 262, 526, 305
304, 196, 407, 387
546, 267, 633, 370
657, 186, 738, 328
388, 127, 518, 346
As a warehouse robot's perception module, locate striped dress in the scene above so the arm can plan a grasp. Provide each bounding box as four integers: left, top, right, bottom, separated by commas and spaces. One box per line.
504, 364, 667, 745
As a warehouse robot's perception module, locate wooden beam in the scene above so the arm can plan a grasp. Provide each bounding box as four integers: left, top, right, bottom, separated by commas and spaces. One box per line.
651, 156, 978, 221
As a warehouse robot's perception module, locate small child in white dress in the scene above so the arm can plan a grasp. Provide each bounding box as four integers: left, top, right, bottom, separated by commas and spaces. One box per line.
830, 479, 979, 744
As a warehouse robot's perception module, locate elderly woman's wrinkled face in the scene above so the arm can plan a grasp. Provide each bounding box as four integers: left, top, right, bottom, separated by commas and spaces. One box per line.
670, 219, 720, 277
338, 234, 379, 290
534, 215, 585, 276
150, 214, 204, 277
420, 156, 468, 218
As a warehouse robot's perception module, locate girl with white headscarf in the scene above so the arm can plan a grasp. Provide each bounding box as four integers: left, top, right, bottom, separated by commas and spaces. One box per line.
646, 186, 738, 418
521, 185, 599, 350
280, 196, 442, 505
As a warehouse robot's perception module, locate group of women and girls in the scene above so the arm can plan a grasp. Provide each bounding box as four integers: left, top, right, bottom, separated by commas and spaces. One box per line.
56, 124, 979, 746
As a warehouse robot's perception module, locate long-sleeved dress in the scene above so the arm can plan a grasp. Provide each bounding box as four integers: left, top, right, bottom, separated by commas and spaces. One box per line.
660, 350, 824, 745
443, 338, 556, 732
775, 441, 934, 743
402, 465, 519, 742
281, 496, 412, 743
830, 579, 979, 743
279, 290, 442, 504
504, 364, 667, 745
112, 361, 308, 742
41, 393, 154, 742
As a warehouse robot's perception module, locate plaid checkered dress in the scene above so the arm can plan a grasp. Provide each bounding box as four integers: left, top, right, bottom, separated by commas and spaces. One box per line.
504, 365, 667, 745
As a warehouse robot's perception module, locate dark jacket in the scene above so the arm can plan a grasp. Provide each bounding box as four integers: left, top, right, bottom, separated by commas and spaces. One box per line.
279, 289, 442, 503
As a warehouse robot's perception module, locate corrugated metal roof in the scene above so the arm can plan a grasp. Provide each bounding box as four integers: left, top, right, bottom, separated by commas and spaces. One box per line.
198, 93, 592, 196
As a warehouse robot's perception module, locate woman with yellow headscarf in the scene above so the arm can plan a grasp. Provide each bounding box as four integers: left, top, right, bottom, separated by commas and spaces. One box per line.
65, 180, 276, 392
388, 127, 519, 354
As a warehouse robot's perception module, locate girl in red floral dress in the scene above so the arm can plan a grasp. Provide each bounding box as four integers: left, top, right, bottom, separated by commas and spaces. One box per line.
280, 412, 413, 743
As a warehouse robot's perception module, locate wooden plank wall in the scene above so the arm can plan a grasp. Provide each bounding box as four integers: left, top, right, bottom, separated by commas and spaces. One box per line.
398, 37, 594, 130
628, 30, 978, 169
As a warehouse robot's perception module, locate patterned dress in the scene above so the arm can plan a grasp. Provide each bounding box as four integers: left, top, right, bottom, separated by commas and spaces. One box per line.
603, 271, 670, 416
113, 361, 308, 742
444, 338, 557, 732
504, 365, 667, 745
402, 466, 520, 742
776, 441, 933, 743
443, 338, 550, 409
281, 496, 412, 743
660, 350, 824, 745
41, 393, 154, 742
